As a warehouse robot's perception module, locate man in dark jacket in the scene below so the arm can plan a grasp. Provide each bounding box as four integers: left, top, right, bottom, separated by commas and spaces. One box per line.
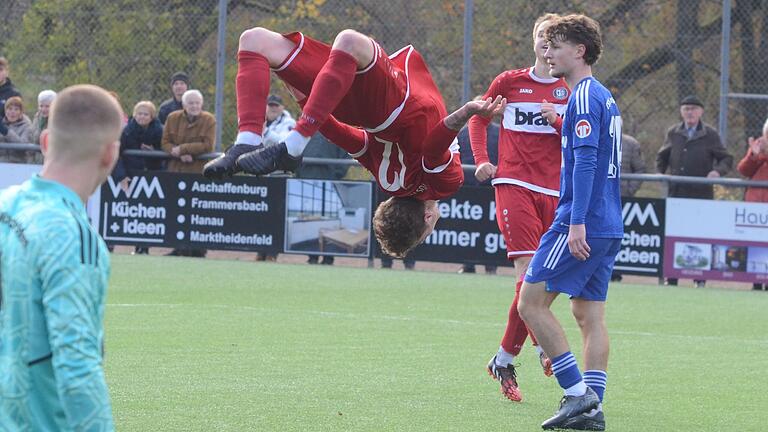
657, 95, 732, 288
657, 95, 733, 199
0, 57, 22, 119
158, 71, 190, 124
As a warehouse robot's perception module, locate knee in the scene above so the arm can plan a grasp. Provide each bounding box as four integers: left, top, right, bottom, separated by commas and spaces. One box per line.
239, 27, 271, 51
332, 29, 371, 58
517, 298, 534, 324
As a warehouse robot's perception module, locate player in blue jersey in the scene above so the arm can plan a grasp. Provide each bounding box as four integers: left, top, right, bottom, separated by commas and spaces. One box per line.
517, 14, 622, 431
0, 85, 123, 431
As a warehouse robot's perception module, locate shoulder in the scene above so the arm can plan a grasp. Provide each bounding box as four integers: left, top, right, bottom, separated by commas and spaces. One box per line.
166, 110, 183, 122
702, 123, 720, 136
159, 98, 174, 108
200, 111, 216, 123
493, 68, 527, 85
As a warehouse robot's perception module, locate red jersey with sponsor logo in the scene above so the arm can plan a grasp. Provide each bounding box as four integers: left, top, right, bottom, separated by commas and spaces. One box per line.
469, 67, 569, 196
317, 45, 464, 200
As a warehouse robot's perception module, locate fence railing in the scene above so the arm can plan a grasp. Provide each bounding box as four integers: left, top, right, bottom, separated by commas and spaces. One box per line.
4, 143, 767, 190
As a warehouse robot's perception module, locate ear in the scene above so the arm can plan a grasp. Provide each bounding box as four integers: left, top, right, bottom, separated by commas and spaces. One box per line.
102, 139, 120, 170
39, 129, 49, 155
575, 44, 587, 60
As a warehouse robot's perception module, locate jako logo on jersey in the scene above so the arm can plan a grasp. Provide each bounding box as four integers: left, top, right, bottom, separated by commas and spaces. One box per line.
575, 120, 592, 138
519, 88, 533, 94
606, 97, 616, 110
553, 87, 568, 100
107, 176, 165, 199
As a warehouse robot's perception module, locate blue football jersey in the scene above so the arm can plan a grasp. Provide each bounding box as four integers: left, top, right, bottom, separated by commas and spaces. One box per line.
551, 77, 623, 238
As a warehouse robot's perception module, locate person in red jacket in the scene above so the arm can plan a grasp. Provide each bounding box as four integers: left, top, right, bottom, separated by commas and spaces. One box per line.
737, 119, 768, 290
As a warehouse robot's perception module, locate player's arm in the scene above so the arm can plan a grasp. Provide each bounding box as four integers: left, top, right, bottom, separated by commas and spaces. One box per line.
468, 75, 505, 167
541, 99, 563, 134
568, 100, 603, 261
423, 95, 506, 167
317, 115, 367, 156
37, 219, 114, 431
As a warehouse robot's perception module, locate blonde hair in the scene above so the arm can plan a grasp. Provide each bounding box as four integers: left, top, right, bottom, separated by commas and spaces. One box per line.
533, 13, 560, 41
47, 85, 124, 163
133, 100, 157, 119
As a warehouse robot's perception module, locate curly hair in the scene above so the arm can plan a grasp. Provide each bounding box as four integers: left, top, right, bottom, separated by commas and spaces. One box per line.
545, 14, 603, 66
373, 197, 427, 258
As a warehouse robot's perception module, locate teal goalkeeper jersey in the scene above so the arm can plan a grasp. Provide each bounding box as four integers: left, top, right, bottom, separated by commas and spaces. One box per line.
0, 175, 114, 431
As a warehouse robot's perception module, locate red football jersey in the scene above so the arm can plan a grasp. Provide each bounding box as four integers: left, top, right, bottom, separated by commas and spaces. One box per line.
319, 45, 464, 200
470, 67, 569, 196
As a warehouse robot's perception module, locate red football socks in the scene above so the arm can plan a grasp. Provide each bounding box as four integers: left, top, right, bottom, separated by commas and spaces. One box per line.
294, 49, 358, 137
500, 280, 531, 356
236, 50, 270, 135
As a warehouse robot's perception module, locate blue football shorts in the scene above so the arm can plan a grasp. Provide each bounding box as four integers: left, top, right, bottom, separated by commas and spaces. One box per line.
524, 229, 622, 301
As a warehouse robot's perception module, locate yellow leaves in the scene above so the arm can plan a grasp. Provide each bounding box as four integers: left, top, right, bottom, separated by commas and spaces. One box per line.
292, 0, 327, 19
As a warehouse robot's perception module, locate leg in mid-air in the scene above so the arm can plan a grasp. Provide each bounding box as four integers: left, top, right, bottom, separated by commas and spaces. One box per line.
203, 27, 300, 178
234, 29, 376, 176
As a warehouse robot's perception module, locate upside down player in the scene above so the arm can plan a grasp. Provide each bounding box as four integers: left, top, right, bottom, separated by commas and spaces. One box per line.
203, 27, 504, 257
470, 13, 570, 402
518, 14, 622, 430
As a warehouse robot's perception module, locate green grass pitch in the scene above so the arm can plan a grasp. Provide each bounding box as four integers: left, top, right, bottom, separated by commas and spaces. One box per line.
105, 255, 768, 431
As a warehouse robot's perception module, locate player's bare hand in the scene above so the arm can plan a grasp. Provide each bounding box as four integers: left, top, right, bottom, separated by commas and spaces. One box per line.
706, 170, 720, 178
170, 146, 181, 157
180, 154, 194, 163
475, 162, 497, 182
567, 224, 590, 261
467, 95, 506, 118
541, 99, 557, 125
475, 162, 496, 183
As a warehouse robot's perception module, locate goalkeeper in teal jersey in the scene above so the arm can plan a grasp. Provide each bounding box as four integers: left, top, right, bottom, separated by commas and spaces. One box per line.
0, 85, 124, 431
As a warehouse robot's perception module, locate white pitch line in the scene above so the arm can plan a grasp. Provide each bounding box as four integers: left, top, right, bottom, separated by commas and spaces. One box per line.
108, 303, 768, 346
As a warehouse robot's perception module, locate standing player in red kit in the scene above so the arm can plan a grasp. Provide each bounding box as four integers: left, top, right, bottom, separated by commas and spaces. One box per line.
203, 27, 504, 258
469, 14, 570, 402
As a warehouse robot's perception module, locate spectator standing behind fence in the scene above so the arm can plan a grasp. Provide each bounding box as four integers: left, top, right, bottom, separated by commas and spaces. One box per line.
159, 72, 190, 125
737, 119, 768, 291
657, 96, 733, 199
255, 94, 297, 262
611, 133, 647, 282
113, 101, 164, 256
620, 133, 646, 197
0, 96, 35, 163
0, 57, 21, 119
296, 132, 351, 266
162, 89, 214, 258
31, 90, 56, 147
657, 95, 733, 288
458, 119, 500, 275
262, 95, 295, 146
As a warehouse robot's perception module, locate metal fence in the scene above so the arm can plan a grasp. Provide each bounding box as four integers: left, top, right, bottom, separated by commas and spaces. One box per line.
2, 0, 766, 193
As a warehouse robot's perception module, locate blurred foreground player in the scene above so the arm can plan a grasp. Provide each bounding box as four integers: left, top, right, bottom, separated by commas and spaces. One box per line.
471, 13, 570, 402
203, 27, 504, 257
518, 15, 623, 430
0, 85, 122, 431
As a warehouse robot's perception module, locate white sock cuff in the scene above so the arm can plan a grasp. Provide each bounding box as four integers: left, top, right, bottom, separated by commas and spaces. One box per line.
235, 131, 262, 146
284, 130, 311, 157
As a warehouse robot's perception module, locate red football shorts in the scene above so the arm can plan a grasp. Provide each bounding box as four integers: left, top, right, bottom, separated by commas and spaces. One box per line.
272, 32, 408, 139
494, 184, 558, 261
